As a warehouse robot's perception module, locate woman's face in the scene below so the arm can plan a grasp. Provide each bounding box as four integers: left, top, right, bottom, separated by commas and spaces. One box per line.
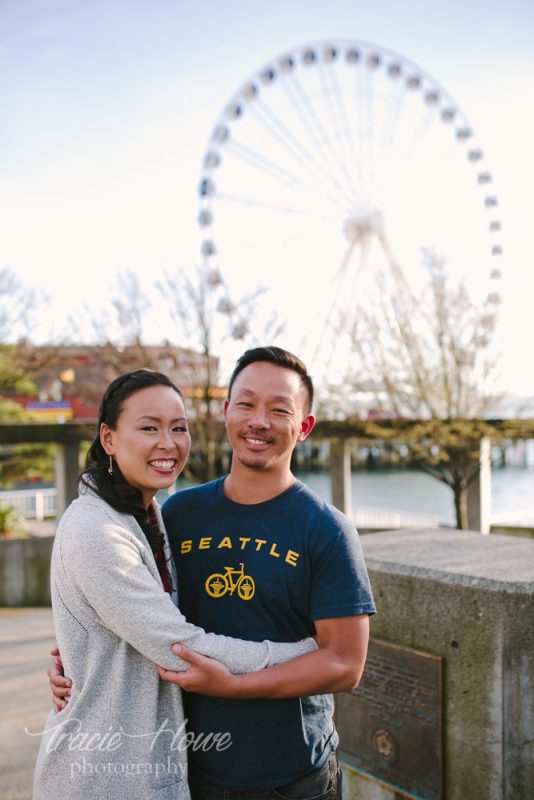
100, 385, 191, 508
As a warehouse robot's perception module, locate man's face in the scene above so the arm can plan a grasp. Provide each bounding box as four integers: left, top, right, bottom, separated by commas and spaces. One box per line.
224, 361, 315, 474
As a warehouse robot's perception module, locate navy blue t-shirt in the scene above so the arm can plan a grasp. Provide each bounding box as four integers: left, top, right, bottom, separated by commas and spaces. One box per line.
162, 478, 375, 789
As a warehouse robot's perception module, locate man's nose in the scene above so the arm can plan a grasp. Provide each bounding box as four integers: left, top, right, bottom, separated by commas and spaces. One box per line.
248, 407, 270, 427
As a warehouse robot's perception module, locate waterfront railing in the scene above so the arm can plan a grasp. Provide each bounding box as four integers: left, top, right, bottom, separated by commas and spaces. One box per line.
0, 487, 447, 529
0, 488, 57, 521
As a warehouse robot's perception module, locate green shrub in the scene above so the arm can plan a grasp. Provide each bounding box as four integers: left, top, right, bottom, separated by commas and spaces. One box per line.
0, 505, 26, 537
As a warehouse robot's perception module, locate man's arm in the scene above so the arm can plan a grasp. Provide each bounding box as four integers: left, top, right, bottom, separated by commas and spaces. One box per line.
156, 614, 370, 698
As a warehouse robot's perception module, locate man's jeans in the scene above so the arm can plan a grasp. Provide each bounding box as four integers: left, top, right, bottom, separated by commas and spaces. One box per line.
188, 753, 342, 800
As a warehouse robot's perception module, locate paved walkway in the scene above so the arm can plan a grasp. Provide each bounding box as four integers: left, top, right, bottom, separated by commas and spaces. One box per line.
0, 608, 56, 800
23, 520, 56, 538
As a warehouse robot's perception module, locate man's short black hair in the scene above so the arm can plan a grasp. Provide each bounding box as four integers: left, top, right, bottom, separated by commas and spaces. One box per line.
228, 346, 314, 414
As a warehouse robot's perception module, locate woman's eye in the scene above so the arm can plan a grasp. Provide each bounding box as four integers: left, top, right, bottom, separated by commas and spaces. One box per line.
142, 425, 158, 431
172, 426, 188, 433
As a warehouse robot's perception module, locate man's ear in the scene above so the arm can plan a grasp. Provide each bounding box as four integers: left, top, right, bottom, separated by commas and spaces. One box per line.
298, 414, 316, 442
223, 399, 229, 422
100, 422, 114, 455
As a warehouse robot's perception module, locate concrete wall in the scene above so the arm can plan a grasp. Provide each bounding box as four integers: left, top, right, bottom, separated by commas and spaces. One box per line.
490, 524, 534, 539
340, 529, 534, 800
0, 537, 53, 606
2, 528, 533, 797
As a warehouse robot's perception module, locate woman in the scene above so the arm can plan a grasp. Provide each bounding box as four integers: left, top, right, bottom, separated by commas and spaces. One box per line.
33, 369, 316, 800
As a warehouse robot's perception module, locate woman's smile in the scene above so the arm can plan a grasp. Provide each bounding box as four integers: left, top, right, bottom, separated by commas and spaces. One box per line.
148, 458, 177, 474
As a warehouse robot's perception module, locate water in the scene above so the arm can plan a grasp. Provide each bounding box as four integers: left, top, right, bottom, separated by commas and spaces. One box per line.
7, 465, 534, 528
293, 466, 534, 526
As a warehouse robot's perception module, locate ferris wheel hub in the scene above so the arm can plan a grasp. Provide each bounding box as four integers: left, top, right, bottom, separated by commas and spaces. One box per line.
343, 211, 385, 245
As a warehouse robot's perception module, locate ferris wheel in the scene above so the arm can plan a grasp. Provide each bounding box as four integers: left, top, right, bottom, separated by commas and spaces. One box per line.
197, 40, 502, 372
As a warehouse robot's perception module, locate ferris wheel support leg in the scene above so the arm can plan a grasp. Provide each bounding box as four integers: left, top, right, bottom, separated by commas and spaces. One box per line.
329, 438, 352, 518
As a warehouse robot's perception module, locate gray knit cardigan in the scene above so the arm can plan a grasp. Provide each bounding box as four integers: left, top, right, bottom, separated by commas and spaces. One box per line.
32, 487, 316, 800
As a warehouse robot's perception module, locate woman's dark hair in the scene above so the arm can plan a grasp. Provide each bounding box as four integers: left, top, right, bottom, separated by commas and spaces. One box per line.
228, 346, 314, 414
81, 369, 184, 560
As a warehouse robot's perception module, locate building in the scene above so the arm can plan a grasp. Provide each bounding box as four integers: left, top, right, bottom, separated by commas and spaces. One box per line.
9, 344, 221, 421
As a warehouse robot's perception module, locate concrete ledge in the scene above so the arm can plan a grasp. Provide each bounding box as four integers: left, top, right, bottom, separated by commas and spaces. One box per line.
361, 527, 534, 592
490, 524, 534, 539
0, 537, 53, 606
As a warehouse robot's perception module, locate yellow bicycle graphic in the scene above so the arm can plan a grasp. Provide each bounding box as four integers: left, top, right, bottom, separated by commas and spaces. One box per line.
205, 563, 255, 601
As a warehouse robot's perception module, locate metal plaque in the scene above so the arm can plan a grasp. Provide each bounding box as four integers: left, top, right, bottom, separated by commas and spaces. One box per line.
335, 638, 443, 800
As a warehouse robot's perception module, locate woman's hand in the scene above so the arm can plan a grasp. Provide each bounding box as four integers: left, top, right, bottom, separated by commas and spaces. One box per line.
47, 646, 72, 712
156, 644, 240, 697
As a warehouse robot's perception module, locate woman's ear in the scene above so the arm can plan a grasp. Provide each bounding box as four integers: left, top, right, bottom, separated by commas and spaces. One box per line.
100, 422, 114, 455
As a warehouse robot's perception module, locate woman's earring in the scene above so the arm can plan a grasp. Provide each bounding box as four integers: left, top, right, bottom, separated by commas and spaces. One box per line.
108, 455, 114, 476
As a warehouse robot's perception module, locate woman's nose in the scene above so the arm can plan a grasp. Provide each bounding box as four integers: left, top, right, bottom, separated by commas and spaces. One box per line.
157, 430, 174, 448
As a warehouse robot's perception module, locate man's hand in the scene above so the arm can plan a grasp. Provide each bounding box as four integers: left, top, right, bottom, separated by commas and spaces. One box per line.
167, 615, 370, 700
157, 615, 370, 701
47, 646, 72, 712
156, 644, 238, 697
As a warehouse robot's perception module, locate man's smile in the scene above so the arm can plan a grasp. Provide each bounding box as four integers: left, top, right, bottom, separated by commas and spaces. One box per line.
242, 435, 275, 446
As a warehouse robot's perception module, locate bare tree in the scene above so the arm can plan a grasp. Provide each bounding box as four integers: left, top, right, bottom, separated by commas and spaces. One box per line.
58, 268, 181, 406
63, 263, 283, 484
69, 268, 164, 374
346, 248, 503, 528
157, 265, 284, 483
0, 267, 50, 395
0, 266, 45, 343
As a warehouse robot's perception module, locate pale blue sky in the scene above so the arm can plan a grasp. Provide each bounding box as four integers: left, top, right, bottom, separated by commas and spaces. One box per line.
2, 0, 533, 393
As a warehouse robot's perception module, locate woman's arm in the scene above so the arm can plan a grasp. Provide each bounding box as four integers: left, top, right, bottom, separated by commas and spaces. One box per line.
58, 514, 315, 674
156, 615, 370, 698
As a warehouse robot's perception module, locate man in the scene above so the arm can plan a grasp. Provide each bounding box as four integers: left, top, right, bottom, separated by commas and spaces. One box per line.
158, 346, 375, 798
49, 346, 375, 797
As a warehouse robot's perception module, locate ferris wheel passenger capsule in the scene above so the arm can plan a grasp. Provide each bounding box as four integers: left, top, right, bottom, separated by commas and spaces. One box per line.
201, 240, 216, 257
198, 210, 212, 227
324, 46, 338, 62
199, 178, 215, 197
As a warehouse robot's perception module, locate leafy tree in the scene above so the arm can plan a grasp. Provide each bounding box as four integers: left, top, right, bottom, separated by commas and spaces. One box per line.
0, 505, 26, 537
0, 399, 55, 487
0, 269, 54, 487
345, 248, 503, 528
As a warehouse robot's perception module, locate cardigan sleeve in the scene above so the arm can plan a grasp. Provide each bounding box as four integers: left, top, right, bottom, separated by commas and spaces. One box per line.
56, 507, 316, 672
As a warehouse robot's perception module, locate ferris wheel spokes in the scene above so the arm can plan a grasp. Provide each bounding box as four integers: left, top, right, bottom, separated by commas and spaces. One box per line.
197, 40, 503, 374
